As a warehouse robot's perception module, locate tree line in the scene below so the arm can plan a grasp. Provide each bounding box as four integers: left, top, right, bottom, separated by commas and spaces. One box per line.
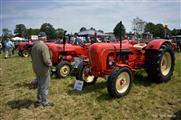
2, 23, 105, 40
2, 19, 181, 40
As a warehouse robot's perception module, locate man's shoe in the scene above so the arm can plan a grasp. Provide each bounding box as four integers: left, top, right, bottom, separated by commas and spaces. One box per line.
42, 102, 54, 107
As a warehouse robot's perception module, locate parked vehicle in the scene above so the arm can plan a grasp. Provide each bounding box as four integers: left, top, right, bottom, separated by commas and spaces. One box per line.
18, 41, 33, 57
47, 40, 91, 78
76, 38, 175, 98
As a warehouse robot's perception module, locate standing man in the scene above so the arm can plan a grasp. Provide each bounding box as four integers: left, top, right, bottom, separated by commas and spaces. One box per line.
74, 33, 83, 45
4, 38, 14, 59
31, 38, 54, 107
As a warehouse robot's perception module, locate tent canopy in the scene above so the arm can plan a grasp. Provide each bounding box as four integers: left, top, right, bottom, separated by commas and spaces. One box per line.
78, 29, 107, 37
12, 37, 25, 41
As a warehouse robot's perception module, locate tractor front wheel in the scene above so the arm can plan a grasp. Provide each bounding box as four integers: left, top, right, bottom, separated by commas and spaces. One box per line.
107, 67, 133, 98
56, 61, 71, 78
22, 50, 29, 57
146, 44, 175, 82
76, 62, 97, 86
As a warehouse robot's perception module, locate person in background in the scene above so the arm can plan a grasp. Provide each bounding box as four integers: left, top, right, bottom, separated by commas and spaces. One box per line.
31, 37, 54, 107
74, 33, 83, 45
55, 36, 63, 44
4, 38, 14, 59
0, 42, 2, 54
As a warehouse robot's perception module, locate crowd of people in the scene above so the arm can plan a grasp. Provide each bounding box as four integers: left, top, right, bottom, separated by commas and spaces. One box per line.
0, 37, 15, 59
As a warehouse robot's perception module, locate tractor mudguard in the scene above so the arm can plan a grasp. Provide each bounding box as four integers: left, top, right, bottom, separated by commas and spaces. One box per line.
115, 63, 134, 72
145, 39, 173, 51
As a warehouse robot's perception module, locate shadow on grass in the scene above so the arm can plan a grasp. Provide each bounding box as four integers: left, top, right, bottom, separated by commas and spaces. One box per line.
7, 99, 33, 110
67, 80, 107, 96
96, 93, 115, 101
134, 74, 152, 87
14, 82, 37, 89
171, 110, 181, 120
133, 70, 153, 87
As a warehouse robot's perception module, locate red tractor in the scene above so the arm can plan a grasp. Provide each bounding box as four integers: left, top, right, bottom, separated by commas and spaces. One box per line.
47, 31, 114, 78
76, 38, 175, 98
18, 41, 34, 57
47, 42, 91, 78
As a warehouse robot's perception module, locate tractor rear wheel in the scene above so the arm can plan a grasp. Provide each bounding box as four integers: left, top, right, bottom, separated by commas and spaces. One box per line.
145, 44, 175, 82
22, 50, 29, 57
56, 61, 72, 78
107, 67, 133, 98
76, 62, 97, 86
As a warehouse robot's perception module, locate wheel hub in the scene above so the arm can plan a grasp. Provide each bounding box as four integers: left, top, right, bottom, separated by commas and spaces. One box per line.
82, 67, 95, 83
116, 72, 130, 94
120, 79, 126, 85
60, 65, 70, 77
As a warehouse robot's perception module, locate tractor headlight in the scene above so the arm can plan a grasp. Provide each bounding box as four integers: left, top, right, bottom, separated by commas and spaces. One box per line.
108, 55, 115, 66
108, 60, 114, 66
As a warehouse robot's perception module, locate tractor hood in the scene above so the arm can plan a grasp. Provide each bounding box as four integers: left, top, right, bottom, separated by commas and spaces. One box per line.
18, 41, 33, 51
88, 40, 133, 76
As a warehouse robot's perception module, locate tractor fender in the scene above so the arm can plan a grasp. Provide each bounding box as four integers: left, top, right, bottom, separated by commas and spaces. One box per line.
145, 39, 173, 51
115, 63, 133, 71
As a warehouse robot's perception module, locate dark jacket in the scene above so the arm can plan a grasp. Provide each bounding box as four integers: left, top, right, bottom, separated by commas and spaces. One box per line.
31, 41, 52, 77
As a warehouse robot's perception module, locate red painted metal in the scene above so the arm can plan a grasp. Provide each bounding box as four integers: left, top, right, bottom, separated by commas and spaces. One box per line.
85, 39, 173, 78
145, 39, 172, 50
47, 43, 91, 65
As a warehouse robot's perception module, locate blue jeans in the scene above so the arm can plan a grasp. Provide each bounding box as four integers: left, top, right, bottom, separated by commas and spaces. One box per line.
37, 74, 50, 105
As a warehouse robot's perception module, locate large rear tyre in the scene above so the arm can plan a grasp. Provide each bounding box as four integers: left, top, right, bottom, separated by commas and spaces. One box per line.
56, 61, 72, 78
145, 44, 175, 82
76, 62, 97, 86
107, 67, 133, 98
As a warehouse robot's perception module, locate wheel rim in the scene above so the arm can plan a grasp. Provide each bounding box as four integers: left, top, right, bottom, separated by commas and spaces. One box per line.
60, 65, 70, 77
160, 52, 172, 76
116, 72, 130, 94
82, 67, 95, 83
23, 51, 29, 57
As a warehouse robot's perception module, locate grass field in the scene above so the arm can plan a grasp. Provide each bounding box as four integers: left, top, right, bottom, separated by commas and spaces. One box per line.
0, 52, 180, 120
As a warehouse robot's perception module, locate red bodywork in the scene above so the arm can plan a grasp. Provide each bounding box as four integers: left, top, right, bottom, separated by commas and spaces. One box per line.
18, 41, 33, 52
47, 43, 91, 65
145, 39, 173, 50
87, 39, 172, 77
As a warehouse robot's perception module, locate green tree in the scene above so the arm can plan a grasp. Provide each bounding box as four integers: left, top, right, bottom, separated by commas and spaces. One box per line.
144, 22, 170, 38
40, 23, 56, 40
97, 29, 104, 33
171, 29, 181, 36
2, 28, 13, 38
55, 28, 64, 39
144, 22, 155, 34
90, 27, 96, 31
80, 27, 87, 32
27, 28, 40, 38
154, 24, 165, 38
14, 24, 27, 38
113, 21, 125, 39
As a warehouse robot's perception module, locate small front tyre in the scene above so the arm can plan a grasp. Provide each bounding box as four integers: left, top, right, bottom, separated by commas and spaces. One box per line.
22, 50, 29, 57
56, 61, 72, 78
76, 62, 97, 86
107, 67, 133, 98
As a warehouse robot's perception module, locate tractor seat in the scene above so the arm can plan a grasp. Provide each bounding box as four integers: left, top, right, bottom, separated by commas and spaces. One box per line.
133, 43, 147, 51
120, 49, 133, 55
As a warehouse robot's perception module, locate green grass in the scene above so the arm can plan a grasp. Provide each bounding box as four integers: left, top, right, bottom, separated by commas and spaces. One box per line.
0, 52, 181, 120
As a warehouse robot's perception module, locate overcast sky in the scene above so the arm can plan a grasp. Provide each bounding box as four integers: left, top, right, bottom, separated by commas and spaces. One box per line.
0, 0, 181, 35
